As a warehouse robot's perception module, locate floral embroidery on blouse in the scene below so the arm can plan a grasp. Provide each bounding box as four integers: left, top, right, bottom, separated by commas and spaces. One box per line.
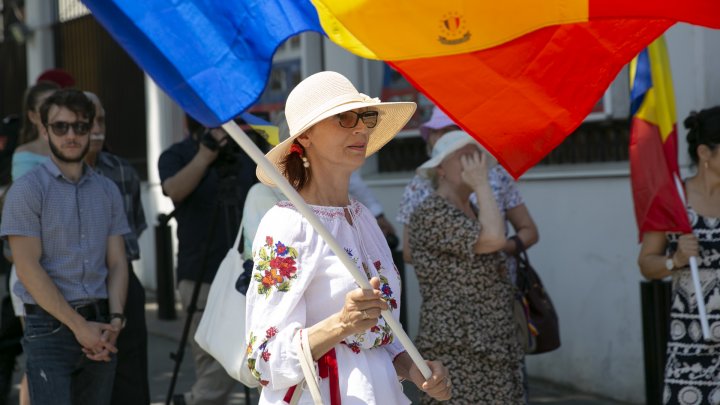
277, 200, 363, 219
373, 261, 398, 309
378, 274, 398, 310
344, 341, 362, 354
254, 236, 299, 297
370, 322, 394, 347
246, 326, 278, 386
362, 262, 371, 279
345, 248, 359, 267
340, 259, 398, 353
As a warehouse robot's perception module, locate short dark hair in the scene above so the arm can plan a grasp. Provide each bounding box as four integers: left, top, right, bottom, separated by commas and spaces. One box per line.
39, 89, 95, 127
685, 106, 720, 165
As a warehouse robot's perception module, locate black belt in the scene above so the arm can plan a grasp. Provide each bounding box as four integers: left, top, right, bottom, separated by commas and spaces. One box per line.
24, 299, 109, 321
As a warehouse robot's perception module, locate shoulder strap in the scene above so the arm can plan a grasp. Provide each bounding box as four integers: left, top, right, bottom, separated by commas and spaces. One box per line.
233, 218, 245, 251
510, 235, 528, 259
510, 235, 532, 291
295, 329, 324, 405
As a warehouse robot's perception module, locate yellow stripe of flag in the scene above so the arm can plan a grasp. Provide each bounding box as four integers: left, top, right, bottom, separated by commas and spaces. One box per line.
311, 0, 589, 60
634, 37, 677, 142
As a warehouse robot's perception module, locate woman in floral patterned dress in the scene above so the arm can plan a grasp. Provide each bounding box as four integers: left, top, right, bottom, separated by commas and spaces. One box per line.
639, 107, 720, 405
409, 131, 525, 404
245, 71, 452, 405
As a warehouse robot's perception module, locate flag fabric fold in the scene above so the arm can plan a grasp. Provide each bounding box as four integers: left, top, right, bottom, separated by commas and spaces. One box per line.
83, 0, 324, 127
82, 0, 720, 177
629, 36, 692, 239
311, 0, 720, 177
312, 0, 720, 61
391, 19, 673, 177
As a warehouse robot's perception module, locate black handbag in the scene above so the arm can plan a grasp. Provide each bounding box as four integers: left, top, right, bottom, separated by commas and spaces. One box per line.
511, 236, 561, 354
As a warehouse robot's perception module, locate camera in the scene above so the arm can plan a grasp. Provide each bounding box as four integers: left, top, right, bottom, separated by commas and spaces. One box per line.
200, 129, 243, 178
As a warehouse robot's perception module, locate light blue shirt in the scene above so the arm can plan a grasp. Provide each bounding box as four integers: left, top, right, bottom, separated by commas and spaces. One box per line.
11, 150, 49, 181
0, 160, 130, 304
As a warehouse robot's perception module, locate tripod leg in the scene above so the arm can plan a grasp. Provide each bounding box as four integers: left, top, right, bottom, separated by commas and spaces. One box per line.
165, 208, 221, 405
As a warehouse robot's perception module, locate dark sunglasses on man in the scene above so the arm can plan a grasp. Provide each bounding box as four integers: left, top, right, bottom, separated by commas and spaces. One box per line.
337, 110, 379, 129
46, 121, 92, 136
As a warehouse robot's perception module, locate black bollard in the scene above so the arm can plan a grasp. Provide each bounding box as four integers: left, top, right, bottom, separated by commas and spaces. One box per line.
640, 280, 672, 405
155, 212, 177, 320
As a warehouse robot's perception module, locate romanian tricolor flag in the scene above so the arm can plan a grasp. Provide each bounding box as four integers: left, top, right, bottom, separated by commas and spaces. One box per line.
629, 37, 692, 240
82, 0, 720, 178
312, 0, 720, 178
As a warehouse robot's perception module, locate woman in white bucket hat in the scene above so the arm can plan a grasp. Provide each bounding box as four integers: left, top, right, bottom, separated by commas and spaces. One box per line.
408, 131, 525, 403
246, 71, 451, 404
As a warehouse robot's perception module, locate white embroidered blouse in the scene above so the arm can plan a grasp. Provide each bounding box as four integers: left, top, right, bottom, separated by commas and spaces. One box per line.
245, 199, 410, 405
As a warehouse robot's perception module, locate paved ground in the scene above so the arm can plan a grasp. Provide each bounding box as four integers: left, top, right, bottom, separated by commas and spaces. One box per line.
3, 298, 635, 405
144, 300, 632, 405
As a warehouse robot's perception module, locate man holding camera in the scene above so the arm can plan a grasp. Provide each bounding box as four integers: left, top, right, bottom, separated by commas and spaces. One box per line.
158, 116, 256, 405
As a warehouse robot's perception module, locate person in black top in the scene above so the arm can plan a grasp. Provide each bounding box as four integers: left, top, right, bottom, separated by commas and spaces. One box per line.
158, 115, 257, 405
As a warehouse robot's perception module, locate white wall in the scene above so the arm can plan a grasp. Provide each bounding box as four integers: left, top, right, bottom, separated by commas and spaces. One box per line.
520, 174, 644, 402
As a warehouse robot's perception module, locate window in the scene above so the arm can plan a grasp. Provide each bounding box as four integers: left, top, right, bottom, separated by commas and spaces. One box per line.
251, 59, 301, 124
380, 64, 434, 129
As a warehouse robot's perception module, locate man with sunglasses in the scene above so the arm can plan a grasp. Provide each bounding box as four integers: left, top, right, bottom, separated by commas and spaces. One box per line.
0, 89, 130, 405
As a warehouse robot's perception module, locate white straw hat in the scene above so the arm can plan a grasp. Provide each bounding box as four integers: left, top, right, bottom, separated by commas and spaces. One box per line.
416, 130, 495, 178
256, 71, 416, 186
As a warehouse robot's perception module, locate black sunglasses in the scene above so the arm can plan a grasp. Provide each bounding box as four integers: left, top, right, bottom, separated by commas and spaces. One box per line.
46, 121, 91, 136
337, 110, 378, 129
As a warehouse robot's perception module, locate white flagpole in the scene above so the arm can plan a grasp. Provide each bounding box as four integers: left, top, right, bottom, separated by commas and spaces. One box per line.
223, 121, 433, 379
673, 174, 711, 340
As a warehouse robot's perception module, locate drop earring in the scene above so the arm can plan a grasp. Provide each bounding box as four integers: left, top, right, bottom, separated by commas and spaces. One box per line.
290, 143, 310, 168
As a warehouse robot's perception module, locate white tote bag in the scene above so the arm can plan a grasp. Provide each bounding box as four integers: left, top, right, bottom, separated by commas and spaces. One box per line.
194, 221, 259, 388
195, 222, 324, 403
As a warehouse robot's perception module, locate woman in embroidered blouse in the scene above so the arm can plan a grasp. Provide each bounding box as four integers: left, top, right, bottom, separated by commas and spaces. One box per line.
245, 71, 451, 405
638, 107, 720, 404
408, 131, 525, 404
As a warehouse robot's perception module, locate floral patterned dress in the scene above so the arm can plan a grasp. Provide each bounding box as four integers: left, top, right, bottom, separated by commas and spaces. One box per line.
664, 207, 720, 405
245, 200, 409, 405
408, 194, 525, 404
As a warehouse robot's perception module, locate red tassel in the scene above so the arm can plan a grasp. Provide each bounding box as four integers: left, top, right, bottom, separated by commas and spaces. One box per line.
283, 348, 341, 405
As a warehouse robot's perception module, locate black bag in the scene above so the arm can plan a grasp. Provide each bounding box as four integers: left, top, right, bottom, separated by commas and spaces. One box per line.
512, 236, 561, 354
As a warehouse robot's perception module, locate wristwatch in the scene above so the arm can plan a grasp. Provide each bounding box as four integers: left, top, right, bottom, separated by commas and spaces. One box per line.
109, 313, 127, 329
665, 255, 676, 272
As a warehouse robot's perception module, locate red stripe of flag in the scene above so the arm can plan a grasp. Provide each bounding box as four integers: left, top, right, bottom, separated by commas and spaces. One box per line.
629, 119, 690, 238
390, 19, 672, 178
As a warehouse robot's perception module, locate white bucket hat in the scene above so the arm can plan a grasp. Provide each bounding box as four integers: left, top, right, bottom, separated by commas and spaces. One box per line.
416, 130, 496, 178
256, 71, 416, 186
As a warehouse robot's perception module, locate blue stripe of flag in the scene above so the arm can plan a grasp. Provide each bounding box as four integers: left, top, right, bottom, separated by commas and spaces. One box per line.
82, 0, 324, 127
630, 49, 652, 117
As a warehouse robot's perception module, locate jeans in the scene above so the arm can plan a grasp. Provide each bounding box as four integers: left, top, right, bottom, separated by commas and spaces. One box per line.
22, 308, 117, 405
